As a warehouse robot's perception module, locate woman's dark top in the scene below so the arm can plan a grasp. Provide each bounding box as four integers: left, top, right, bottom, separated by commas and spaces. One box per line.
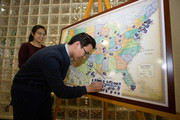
18, 42, 46, 68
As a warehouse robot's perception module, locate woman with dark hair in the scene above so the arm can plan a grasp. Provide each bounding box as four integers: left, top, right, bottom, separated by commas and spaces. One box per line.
18, 25, 46, 68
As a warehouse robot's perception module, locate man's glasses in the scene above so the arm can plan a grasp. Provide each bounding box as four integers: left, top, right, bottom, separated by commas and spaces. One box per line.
81, 46, 90, 58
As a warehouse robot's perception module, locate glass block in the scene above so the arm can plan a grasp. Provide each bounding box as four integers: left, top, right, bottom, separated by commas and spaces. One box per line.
79, 97, 90, 108
57, 108, 65, 119
5, 48, 15, 57
13, 48, 19, 58
13, 58, 18, 69
72, 4, 82, 13
9, 17, 18, 26
45, 37, 56, 46
16, 37, 26, 47
144, 112, 155, 120
82, 3, 88, 13
29, 6, 39, 15
60, 15, 69, 24
10, 49, 15, 57
48, 26, 58, 36
12, 70, 19, 77
1, 0, 10, 6
0, 6, 10, 16
59, 26, 64, 34
0, 48, 4, 57
82, 0, 89, 3
9, 38, 16, 47
156, 116, 170, 120
40, 6, 49, 14
29, 16, 38, 25
72, 0, 82, 3
0, 17, 9, 26
39, 16, 48, 24
8, 27, 17, 36
91, 110, 102, 120
93, 3, 99, 13
67, 98, 77, 107
0, 92, 11, 104
57, 98, 66, 107
0, 58, 2, 68
71, 14, 81, 24
66, 109, 77, 119
49, 15, 59, 24
52, 0, 60, 4
0, 37, 6, 47
50, 5, 59, 14
114, 1, 125, 6
116, 111, 128, 119
116, 105, 128, 110
116, 0, 126, 2
2, 58, 13, 68
91, 99, 102, 108
59, 25, 67, 31
41, 0, 49, 5
20, 0, 30, 5
18, 27, 27, 36
44, 38, 51, 46
92, 12, 97, 16
10, 7, 19, 15
20, 6, 29, 15
11, 0, 20, 6
61, 0, 70, 3
108, 111, 115, 120
30, 0, 40, 5
27, 26, 33, 35
1, 81, 11, 92
79, 109, 89, 119
19, 16, 28, 25
0, 104, 10, 114
129, 111, 138, 120
108, 103, 115, 110
60, 4, 70, 14
110, 2, 116, 8
0, 27, 8, 36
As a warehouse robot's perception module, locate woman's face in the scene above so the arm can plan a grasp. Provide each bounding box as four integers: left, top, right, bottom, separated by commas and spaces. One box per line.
32, 28, 46, 43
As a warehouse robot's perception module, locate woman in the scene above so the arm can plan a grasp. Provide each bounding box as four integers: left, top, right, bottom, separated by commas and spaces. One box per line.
10, 25, 47, 106
18, 25, 46, 68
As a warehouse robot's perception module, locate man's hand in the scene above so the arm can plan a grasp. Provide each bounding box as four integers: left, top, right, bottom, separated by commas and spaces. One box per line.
86, 82, 103, 93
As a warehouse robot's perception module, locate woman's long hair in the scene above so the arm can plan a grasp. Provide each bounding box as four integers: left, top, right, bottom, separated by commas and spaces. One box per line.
28, 25, 47, 42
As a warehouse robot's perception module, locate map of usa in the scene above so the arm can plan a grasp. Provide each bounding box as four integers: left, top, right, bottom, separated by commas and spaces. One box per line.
61, 0, 165, 103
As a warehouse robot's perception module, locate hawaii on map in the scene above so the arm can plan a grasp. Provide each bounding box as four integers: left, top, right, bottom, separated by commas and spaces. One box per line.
61, 0, 167, 105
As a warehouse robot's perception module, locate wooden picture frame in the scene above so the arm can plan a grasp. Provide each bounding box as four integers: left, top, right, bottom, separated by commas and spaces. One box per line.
60, 0, 175, 114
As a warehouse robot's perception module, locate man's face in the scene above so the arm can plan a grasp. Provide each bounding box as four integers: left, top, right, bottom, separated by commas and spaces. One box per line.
73, 43, 93, 61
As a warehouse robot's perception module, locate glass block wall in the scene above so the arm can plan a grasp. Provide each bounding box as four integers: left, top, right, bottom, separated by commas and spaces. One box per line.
0, 0, 171, 119
55, 97, 139, 120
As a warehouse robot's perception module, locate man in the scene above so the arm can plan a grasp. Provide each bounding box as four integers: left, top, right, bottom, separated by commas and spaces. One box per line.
11, 32, 103, 120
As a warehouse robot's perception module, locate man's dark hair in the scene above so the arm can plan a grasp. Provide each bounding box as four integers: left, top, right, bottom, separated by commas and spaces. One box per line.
68, 32, 96, 49
28, 25, 47, 42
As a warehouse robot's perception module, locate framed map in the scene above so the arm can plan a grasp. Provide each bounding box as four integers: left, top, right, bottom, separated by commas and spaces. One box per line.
60, 0, 175, 113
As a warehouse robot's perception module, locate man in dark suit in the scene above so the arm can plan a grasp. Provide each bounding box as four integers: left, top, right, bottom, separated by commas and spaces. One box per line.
11, 32, 103, 120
